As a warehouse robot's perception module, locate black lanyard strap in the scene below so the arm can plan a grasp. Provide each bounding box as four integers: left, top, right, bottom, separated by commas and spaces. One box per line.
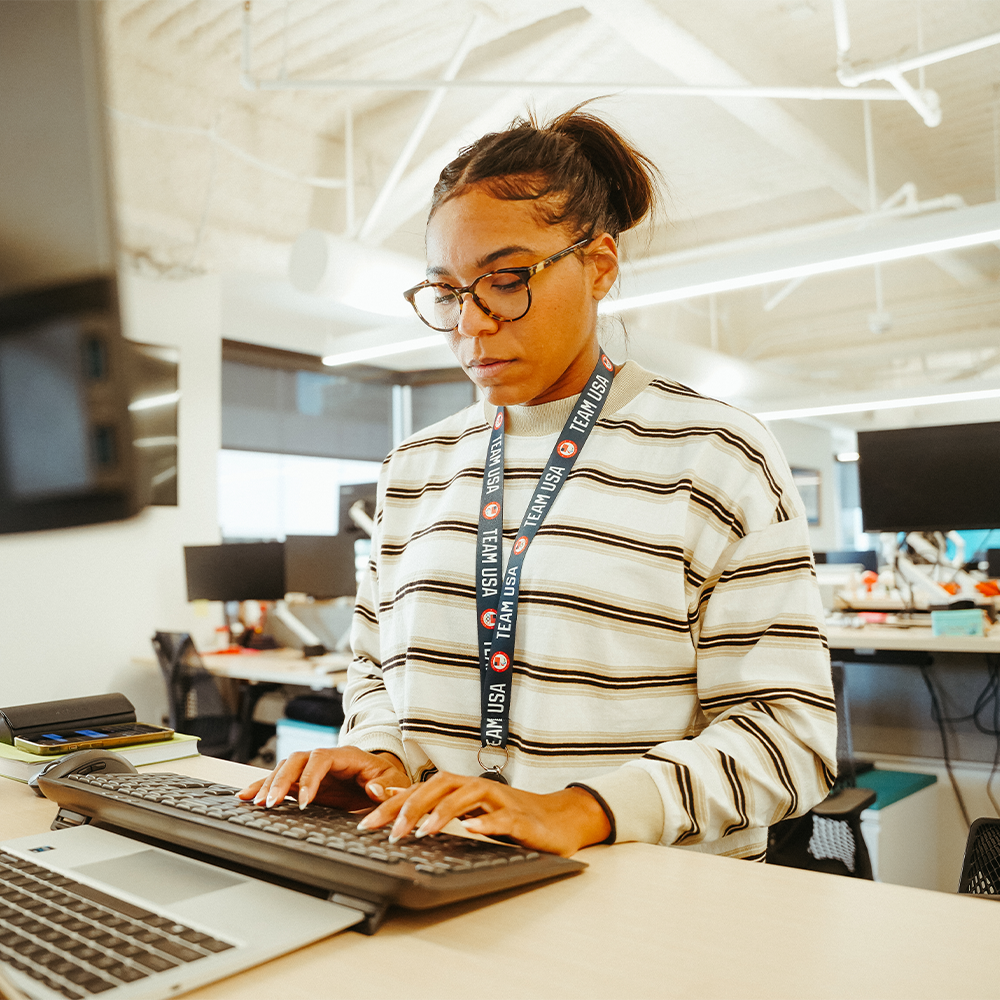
475, 351, 616, 775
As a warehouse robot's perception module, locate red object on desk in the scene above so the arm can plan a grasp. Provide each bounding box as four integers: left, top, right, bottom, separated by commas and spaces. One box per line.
212, 647, 260, 656
859, 612, 888, 624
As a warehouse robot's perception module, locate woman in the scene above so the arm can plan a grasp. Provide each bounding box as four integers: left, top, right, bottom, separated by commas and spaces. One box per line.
240, 107, 836, 860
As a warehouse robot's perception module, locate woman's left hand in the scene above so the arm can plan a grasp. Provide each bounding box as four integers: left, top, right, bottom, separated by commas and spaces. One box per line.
356, 771, 611, 857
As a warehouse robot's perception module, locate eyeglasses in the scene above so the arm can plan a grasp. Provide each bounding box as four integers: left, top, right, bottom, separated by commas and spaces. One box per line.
403, 239, 590, 332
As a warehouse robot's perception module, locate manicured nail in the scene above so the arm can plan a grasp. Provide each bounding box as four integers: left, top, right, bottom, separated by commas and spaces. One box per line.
253, 792, 266, 805
356, 814, 375, 831
298, 789, 309, 811
367, 782, 385, 800
414, 819, 434, 838
265, 791, 278, 808
461, 817, 483, 832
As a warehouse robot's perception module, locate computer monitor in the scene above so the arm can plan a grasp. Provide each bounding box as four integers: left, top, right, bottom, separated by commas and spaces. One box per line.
285, 535, 358, 599
815, 550, 879, 573
857, 421, 1000, 533
183, 542, 286, 603
338, 482, 378, 537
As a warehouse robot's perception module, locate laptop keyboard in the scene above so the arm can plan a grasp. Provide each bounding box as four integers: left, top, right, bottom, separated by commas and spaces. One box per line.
0, 850, 233, 999
38, 772, 585, 923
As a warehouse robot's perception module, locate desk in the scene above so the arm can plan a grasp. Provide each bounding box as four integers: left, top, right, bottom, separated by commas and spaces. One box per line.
200, 648, 350, 691
4, 757, 1000, 999
827, 624, 1000, 655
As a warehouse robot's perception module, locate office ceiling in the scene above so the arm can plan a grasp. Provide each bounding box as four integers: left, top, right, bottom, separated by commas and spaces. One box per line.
101, 0, 1000, 426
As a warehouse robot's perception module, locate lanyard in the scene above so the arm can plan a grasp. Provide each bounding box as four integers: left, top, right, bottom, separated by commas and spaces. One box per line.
475, 350, 615, 781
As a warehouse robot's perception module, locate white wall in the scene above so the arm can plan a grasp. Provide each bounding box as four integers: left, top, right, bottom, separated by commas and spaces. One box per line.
767, 420, 839, 552
0, 274, 221, 724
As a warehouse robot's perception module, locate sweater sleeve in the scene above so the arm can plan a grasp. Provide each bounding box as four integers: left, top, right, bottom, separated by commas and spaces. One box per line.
576, 510, 837, 848
337, 480, 410, 774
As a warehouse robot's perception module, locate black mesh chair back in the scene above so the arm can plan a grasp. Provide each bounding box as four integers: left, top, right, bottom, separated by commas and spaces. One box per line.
151, 632, 238, 759
958, 817, 1000, 897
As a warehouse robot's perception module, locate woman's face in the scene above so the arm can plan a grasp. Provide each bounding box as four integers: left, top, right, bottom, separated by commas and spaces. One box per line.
424, 187, 618, 407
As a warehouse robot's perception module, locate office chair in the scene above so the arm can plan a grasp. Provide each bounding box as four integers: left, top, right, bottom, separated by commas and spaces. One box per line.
767, 663, 877, 878
957, 817, 1000, 897
151, 632, 245, 760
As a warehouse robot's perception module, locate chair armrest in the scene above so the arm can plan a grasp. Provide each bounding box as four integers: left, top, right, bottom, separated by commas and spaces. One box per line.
812, 786, 876, 819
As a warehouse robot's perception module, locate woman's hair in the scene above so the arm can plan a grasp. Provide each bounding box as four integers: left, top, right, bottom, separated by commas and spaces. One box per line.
429, 103, 660, 241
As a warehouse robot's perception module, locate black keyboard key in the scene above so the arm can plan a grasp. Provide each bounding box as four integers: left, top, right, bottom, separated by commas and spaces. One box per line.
198, 937, 235, 953
108, 964, 148, 983
155, 939, 205, 962
60, 882, 153, 920
134, 952, 178, 972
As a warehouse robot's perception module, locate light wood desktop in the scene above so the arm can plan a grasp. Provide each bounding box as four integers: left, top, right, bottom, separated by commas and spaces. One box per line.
826, 623, 1000, 655
199, 647, 350, 690
3, 755, 1000, 999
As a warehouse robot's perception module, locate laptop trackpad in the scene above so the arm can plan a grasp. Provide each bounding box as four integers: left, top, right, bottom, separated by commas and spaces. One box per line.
73, 849, 244, 905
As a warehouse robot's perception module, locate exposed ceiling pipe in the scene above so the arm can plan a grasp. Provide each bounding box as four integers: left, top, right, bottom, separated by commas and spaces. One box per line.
831, 0, 851, 63
238, 2, 904, 104
839, 29, 1000, 83
836, 20, 1000, 127
356, 15, 482, 243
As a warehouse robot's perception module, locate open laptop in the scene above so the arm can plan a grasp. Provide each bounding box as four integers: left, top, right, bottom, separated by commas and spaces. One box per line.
0, 823, 363, 1000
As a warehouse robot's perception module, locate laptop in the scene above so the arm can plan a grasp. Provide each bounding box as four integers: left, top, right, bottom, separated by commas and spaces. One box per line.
0, 823, 362, 1000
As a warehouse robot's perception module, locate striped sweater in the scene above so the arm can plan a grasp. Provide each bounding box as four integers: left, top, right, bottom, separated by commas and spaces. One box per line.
341, 360, 836, 859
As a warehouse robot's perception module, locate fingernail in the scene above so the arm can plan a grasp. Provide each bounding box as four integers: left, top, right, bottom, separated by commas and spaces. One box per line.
298, 789, 309, 811
386, 786, 407, 795
387, 832, 401, 844
265, 792, 277, 808
461, 817, 483, 831
367, 782, 385, 800
253, 793, 266, 805
414, 819, 434, 838
356, 815, 375, 831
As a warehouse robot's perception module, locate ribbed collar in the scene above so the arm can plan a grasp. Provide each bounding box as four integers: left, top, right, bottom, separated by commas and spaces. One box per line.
481, 359, 655, 436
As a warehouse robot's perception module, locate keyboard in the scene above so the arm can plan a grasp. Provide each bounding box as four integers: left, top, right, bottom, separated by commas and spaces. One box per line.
37, 772, 585, 930
0, 848, 233, 999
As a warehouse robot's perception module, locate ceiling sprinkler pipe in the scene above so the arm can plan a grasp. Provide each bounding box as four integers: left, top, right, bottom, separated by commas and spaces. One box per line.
831, 0, 851, 61
839, 29, 1000, 85
884, 70, 941, 128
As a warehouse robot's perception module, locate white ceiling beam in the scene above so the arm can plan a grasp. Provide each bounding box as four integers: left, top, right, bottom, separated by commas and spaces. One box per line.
582, 0, 989, 286
359, 16, 608, 247
582, 0, 873, 211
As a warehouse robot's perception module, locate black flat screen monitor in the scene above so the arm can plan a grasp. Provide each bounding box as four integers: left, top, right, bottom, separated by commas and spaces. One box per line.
285, 534, 357, 599
815, 550, 879, 573
857, 421, 1000, 533
184, 542, 286, 602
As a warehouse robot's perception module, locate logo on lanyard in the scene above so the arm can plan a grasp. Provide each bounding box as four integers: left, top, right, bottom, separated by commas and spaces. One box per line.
490, 651, 510, 672
475, 350, 615, 764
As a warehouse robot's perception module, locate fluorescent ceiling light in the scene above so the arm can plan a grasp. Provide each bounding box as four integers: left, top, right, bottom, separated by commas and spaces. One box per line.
755, 386, 1000, 421
322, 334, 447, 368
129, 390, 180, 411
603, 201, 1000, 312
836, 451, 860, 462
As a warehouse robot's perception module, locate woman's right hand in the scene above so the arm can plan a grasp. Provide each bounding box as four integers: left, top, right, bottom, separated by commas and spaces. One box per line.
236, 747, 410, 812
